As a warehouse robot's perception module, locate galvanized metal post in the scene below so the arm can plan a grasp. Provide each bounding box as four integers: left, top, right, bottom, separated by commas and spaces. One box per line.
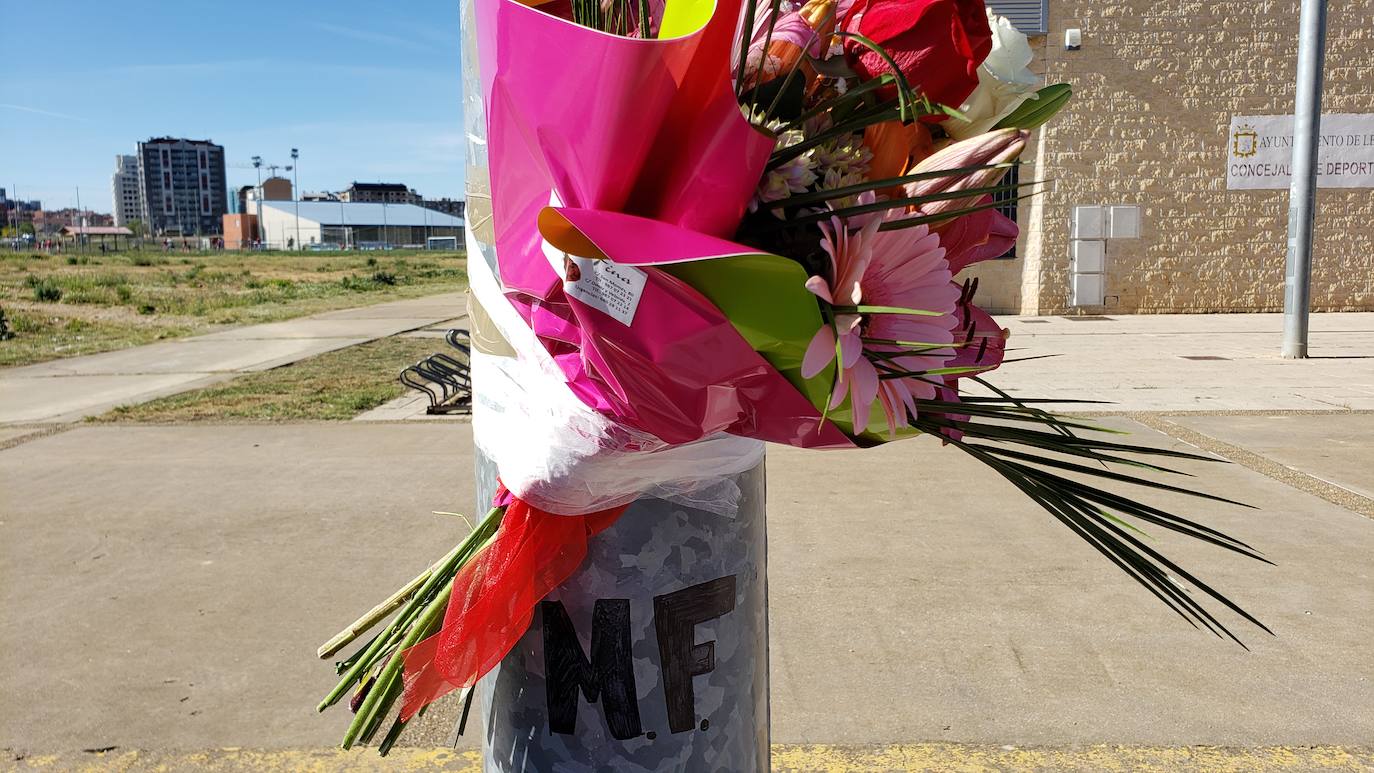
460, 0, 769, 768
1281, 0, 1328, 359
473, 453, 769, 772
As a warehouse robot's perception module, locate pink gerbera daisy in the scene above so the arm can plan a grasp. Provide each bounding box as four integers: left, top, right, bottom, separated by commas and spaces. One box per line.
800, 194, 962, 435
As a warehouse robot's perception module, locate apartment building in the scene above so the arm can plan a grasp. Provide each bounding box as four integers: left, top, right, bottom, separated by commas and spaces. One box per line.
111, 155, 143, 228
136, 137, 228, 235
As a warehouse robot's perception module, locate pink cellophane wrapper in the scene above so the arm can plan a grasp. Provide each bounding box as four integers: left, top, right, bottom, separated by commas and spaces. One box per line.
398, 0, 1018, 719
476, 0, 854, 449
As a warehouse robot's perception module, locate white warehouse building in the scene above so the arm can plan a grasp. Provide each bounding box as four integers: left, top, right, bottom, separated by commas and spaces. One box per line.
253, 200, 464, 249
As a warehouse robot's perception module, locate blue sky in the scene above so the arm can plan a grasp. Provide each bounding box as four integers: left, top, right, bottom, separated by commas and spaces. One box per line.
0, 1, 465, 213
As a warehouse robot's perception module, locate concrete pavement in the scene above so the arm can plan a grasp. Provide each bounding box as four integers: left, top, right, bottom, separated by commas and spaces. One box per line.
3, 311, 1373, 770
0, 294, 467, 424
351, 311, 1374, 422
984, 312, 1374, 412
2, 419, 1372, 761
1166, 413, 1374, 501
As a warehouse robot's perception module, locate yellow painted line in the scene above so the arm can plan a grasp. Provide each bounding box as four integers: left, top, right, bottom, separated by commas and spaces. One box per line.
774, 744, 1374, 772
5, 749, 480, 772
8, 745, 1373, 772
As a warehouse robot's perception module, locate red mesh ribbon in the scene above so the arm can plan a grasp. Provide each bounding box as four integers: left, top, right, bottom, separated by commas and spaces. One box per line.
398, 491, 627, 720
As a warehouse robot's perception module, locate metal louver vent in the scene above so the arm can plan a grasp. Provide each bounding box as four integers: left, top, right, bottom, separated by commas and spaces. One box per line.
985, 0, 1048, 35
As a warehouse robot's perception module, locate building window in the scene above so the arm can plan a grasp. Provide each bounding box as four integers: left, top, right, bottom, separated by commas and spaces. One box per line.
164, 171, 172, 187
199, 151, 207, 169
161, 148, 170, 165
991, 163, 1020, 259
164, 196, 174, 214
202, 194, 210, 214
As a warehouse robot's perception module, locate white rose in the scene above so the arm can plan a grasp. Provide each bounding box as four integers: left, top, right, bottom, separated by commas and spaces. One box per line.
945, 10, 1039, 140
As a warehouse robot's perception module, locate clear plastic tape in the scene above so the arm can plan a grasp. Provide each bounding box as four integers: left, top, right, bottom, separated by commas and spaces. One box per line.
468, 230, 766, 517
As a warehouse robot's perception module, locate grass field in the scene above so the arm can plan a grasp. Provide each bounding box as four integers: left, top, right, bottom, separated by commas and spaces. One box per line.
0, 248, 466, 368
91, 334, 448, 422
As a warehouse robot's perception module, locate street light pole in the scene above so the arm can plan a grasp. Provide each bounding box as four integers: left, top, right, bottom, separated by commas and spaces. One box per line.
75, 185, 84, 253
252, 155, 264, 250
1281, 0, 1328, 359
339, 195, 348, 250
291, 148, 301, 250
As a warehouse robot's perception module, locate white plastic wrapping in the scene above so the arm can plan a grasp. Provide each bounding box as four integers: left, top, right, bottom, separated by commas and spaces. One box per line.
468, 230, 765, 517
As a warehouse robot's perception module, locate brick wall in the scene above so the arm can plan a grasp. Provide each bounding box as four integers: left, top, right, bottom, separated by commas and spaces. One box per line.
969, 0, 1374, 314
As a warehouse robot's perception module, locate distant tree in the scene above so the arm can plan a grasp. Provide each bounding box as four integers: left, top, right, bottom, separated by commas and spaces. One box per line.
127, 219, 145, 238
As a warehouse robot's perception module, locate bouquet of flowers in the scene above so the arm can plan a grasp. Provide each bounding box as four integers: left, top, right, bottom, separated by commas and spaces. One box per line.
316, 0, 1267, 752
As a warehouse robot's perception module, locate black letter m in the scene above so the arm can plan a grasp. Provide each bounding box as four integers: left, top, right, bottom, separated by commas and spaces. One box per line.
541, 599, 642, 740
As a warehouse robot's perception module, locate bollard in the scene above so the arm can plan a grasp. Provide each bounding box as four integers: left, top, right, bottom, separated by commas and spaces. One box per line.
460, 1, 770, 768
474, 452, 769, 771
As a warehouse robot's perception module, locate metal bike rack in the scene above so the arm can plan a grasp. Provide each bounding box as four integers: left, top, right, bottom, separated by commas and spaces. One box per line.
398, 328, 472, 414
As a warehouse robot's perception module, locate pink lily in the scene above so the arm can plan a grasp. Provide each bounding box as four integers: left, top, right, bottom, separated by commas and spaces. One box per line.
903, 128, 1027, 217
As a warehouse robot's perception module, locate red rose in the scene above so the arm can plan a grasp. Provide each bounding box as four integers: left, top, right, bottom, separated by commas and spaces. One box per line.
843, 0, 993, 110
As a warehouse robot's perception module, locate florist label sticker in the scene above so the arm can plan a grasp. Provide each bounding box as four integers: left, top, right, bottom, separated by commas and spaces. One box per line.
1228, 114, 1374, 189
564, 255, 647, 326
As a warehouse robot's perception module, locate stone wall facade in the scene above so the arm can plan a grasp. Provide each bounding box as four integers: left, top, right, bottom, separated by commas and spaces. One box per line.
967, 0, 1374, 315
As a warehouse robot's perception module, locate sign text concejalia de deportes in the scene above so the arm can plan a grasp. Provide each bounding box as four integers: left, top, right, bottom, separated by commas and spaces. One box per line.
1228, 114, 1374, 190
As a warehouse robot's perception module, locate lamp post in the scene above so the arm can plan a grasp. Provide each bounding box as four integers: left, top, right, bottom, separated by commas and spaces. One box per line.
251, 155, 264, 250
74, 186, 85, 254
340, 195, 348, 251
1281, 0, 1328, 359
291, 148, 301, 251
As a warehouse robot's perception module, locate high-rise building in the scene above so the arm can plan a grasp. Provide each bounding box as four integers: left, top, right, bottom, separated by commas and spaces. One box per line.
111, 155, 143, 228
136, 137, 228, 235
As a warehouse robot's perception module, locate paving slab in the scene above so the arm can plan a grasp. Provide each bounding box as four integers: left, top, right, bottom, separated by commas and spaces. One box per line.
766, 416, 1374, 747
353, 393, 468, 422
986, 313, 1374, 412
0, 424, 477, 751
0, 373, 237, 424
5, 338, 370, 378
1168, 413, 1374, 500
2, 419, 1371, 755
400, 329, 461, 338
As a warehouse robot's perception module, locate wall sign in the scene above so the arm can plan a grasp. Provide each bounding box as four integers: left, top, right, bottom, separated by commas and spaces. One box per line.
1228, 114, 1374, 190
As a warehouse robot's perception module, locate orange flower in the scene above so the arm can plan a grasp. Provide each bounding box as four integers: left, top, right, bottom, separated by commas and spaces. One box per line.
861, 120, 935, 197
